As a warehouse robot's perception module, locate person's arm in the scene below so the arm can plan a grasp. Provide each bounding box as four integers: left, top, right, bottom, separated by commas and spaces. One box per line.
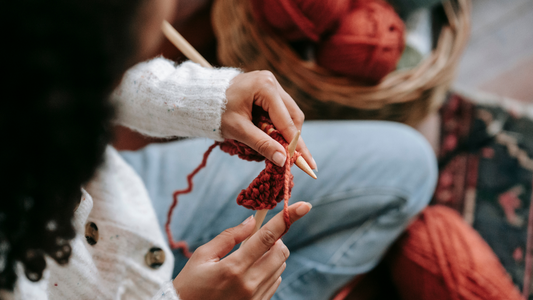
111, 57, 240, 141
112, 56, 316, 170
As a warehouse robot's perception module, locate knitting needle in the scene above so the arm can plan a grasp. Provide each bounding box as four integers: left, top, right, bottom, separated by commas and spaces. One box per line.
295, 157, 317, 179
286, 131, 319, 188
161, 21, 317, 180
240, 209, 268, 248
240, 131, 301, 247
288, 130, 300, 157
161, 20, 212, 68
261, 123, 317, 180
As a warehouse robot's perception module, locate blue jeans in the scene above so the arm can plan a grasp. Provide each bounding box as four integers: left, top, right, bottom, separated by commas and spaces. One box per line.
120, 121, 437, 300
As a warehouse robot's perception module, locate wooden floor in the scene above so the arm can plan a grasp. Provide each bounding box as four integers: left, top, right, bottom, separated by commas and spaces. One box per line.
454, 0, 533, 102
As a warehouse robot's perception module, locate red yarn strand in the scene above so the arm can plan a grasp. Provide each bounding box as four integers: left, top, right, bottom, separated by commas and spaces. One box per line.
165, 142, 220, 258
282, 147, 292, 235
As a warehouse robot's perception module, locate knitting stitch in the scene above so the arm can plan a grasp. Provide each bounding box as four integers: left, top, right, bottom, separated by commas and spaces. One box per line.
166, 112, 299, 256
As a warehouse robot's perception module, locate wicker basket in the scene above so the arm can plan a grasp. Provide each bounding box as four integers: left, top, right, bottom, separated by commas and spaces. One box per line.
212, 0, 471, 126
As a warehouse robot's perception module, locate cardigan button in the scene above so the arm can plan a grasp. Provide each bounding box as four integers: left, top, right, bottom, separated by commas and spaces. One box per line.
85, 222, 99, 246
145, 247, 166, 269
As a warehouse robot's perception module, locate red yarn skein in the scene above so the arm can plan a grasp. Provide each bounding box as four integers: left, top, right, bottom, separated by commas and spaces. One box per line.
388, 206, 523, 300
251, 0, 351, 42
316, 0, 405, 83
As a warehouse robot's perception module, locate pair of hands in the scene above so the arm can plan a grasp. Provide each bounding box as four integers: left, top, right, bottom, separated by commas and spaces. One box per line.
172, 71, 315, 299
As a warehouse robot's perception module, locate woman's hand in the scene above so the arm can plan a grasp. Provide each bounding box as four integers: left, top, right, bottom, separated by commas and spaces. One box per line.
173, 202, 312, 300
223, 71, 317, 169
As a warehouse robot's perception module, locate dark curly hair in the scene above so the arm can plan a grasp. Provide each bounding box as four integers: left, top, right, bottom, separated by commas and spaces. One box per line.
0, 0, 144, 290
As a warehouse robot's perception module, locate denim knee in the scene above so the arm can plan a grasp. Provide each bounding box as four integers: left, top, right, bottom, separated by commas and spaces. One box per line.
375, 123, 438, 222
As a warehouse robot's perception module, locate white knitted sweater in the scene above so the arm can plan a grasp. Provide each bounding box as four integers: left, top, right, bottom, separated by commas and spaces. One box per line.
3, 58, 241, 300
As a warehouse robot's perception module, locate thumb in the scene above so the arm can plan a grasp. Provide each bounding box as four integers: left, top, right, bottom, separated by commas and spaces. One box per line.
198, 215, 256, 260
237, 118, 288, 167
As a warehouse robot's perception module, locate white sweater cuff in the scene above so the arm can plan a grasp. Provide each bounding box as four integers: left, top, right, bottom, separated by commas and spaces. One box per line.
112, 57, 242, 141
151, 281, 180, 300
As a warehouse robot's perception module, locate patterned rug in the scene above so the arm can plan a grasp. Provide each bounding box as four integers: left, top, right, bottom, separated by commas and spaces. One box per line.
340, 93, 533, 300
433, 93, 533, 298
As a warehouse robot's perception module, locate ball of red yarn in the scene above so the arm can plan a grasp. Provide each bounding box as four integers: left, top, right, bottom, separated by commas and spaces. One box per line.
388, 206, 523, 300
316, 0, 405, 83
251, 0, 351, 42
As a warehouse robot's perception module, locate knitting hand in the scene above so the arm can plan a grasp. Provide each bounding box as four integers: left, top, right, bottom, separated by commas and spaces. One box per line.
223, 71, 316, 169
173, 201, 312, 300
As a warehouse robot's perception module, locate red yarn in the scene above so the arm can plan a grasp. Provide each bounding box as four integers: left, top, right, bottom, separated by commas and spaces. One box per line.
316, 0, 405, 83
165, 143, 219, 258
235, 120, 297, 211
388, 206, 523, 300
251, 0, 351, 42
165, 114, 299, 256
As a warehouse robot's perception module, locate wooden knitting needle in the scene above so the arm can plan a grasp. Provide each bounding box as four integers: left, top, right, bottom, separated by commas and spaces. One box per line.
240, 209, 268, 248
260, 123, 317, 180
161, 21, 212, 68
240, 131, 300, 247
161, 21, 317, 180
295, 157, 317, 179
288, 130, 300, 158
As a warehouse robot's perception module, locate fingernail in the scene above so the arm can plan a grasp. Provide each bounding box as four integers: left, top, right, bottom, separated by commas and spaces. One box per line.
273, 151, 287, 167
242, 215, 254, 225
312, 158, 318, 172
295, 202, 312, 216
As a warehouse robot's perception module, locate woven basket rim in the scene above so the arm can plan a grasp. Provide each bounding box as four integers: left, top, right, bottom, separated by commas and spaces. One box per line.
212, 0, 471, 122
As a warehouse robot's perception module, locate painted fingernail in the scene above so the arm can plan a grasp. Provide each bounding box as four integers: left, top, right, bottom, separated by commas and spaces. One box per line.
242, 215, 254, 225
273, 151, 287, 167
295, 202, 312, 216
312, 158, 318, 172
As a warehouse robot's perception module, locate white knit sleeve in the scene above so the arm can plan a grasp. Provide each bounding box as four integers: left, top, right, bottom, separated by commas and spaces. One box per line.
151, 281, 180, 300
111, 57, 242, 141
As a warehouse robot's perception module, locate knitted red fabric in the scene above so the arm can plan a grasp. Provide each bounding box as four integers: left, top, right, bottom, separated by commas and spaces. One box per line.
388, 206, 523, 300
165, 114, 299, 257
316, 0, 405, 83
251, 0, 351, 42
234, 121, 296, 210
